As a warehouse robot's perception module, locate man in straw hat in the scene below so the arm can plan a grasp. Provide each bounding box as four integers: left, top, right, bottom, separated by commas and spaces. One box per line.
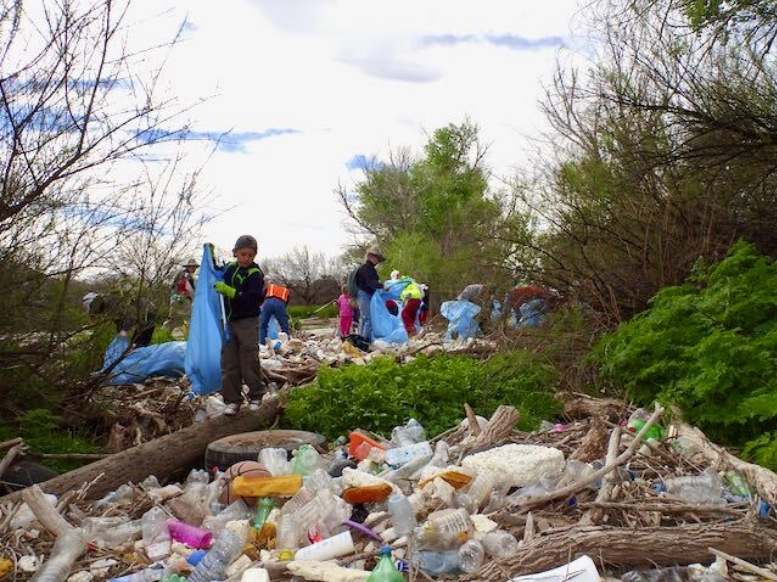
354, 245, 386, 342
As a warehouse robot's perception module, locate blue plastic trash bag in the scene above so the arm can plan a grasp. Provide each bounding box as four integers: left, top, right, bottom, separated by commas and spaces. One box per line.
104, 341, 186, 385
440, 300, 481, 341
185, 244, 225, 395
519, 298, 547, 328
103, 333, 130, 370
384, 277, 412, 299
370, 290, 408, 344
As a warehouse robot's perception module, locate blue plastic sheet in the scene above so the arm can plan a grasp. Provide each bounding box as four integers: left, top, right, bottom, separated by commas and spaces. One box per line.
519, 298, 547, 328
185, 244, 225, 395
370, 290, 408, 344
103, 334, 130, 370
104, 341, 186, 385
440, 300, 481, 340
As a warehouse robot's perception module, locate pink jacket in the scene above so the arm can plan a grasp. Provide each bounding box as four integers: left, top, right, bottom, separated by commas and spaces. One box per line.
338, 294, 354, 317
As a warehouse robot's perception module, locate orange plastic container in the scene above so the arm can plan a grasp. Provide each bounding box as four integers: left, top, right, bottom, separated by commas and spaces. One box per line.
342, 483, 394, 504
231, 475, 302, 498
348, 431, 386, 461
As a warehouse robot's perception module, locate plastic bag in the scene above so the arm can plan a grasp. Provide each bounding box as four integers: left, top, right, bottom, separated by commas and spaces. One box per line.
370, 290, 408, 344
185, 244, 225, 396
440, 300, 481, 340
519, 298, 547, 328
103, 342, 186, 385
103, 333, 130, 370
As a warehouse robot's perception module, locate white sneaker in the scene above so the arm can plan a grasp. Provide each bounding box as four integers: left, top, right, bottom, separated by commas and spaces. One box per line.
248, 400, 261, 411
224, 403, 238, 416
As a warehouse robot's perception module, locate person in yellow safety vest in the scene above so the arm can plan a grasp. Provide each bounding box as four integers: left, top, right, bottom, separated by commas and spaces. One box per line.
260, 278, 291, 344
400, 278, 424, 337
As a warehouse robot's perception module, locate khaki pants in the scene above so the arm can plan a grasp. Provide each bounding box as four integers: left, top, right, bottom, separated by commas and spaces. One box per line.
221, 317, 265, 405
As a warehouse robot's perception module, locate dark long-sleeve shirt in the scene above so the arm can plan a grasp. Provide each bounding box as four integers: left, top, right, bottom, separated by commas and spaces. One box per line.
222, 262, 264, 321
355, 262, 382, 296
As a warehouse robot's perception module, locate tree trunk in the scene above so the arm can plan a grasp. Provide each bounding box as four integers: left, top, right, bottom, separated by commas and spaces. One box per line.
0, 396, 280, 504
480, 521, 777, 581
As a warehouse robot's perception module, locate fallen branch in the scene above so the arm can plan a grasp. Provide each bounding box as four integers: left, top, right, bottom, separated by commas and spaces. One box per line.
480, 521, 777, 581
580, 426, 621, 525
0, 438, 23, 452
0, 443, 27, 481
21, 484, 74, 537
708, 547, 777, 582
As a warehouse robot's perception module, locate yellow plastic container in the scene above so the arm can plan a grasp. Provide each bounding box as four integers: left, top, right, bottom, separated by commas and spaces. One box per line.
232, 474, 303, 497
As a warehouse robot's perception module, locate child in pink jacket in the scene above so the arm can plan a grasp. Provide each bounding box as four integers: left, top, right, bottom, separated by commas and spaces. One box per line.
337, 285, 355, 338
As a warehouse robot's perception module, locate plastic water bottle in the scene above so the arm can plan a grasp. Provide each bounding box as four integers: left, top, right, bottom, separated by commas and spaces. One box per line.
366, 547, 405, 582
292, 445, 327, 476
416, 550, 461, 575
458, 540, 485, 573
482, 530, 519, 557
387, 493, 417, 537
188, 528, 245, 582
258, 448, 291, 476
465, 473, 495, 510
252, 497, 274, 530
426, 508, 471, 534
109, 567, 165, 582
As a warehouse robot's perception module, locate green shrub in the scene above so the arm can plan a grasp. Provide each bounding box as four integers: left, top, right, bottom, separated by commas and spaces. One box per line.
288, 304, 339, 320
593, 241, 777, 469
282, 351, 560, 441
0, 408, 101, 473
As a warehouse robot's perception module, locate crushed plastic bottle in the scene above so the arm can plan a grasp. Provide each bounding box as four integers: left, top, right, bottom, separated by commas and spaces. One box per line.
458, 539, 485, 573
482, 530, 519, 557
141, 508, 171, 561
415, 550, 461, 575
426, 508, 471, 534
465, 473, 496, 510
391, 419, 426, 447
366, 547, 405, 582
623, 565, 726, 582
108, 567, 165, 582
202, 499, 251, 533
188, 527, 246, 582
385, 441, 433, 466
258, 448, 291, 477
626, 408, 664, 440
387, 492, 417, 538
663, 469, 725, 505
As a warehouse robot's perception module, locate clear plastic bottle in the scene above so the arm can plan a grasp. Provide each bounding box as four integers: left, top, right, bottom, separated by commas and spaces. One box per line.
416, 550, 461, 575
252, 497, 274, 530
465, 473, 495, 510
387, 493, 417, 537
276, 513, 298, 561
258, 448, 291, 476
458, 540, 485, 574
141, 508, 168, 545
108, 567, 165, 582
366, 547, 405, 582
664, 469, 724, 505
482, 530, 519, 557
187, 527, 246, 582
427, 508, 471, 534
391, 419, 426, 447
202, 499, 251, 533
292, 531, 355, 561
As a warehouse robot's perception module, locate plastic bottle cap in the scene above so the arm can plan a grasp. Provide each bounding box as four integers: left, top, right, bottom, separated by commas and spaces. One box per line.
380, 546, 392, 555
187, 549, 207, 566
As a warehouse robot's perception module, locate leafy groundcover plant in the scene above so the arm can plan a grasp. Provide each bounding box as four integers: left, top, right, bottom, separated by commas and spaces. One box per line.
283, 351, 560, 441
594, 241, 777, 469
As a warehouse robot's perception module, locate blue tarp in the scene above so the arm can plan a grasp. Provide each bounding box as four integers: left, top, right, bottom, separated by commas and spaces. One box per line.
185, 244, 225, 395
440, 300, 481, 340
103, 334, 130, 370
519, 298, 548, 328
104, 341, 186, 385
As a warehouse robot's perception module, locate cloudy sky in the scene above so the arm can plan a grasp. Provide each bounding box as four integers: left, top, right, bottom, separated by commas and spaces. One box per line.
131, 0, 585, 260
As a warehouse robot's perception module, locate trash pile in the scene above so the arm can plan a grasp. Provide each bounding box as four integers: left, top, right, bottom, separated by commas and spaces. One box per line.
257, 329, 497, 387
3, 400, 777, 582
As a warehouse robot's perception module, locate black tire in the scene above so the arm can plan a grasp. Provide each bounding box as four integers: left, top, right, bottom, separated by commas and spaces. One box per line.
205, 429, 326, 472
3, 461, 59, 493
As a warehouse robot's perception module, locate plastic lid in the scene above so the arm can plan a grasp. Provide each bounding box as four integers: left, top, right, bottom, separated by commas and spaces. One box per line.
187, 549, 208, 566
379, 546, 392, 555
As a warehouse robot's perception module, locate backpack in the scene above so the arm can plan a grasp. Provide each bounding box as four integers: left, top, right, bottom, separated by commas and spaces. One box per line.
347, 266, 360, 298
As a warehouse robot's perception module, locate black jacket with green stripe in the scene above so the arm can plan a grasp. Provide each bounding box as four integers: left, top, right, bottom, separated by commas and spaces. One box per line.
221, 261, 264, 321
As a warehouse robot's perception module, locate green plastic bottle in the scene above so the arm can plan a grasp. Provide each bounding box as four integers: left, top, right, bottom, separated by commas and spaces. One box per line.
252, 497, 274, 530
367, 547, 405, 582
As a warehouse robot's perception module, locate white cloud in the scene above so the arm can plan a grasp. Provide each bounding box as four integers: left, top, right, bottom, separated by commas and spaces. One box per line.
122, 0, 585, 260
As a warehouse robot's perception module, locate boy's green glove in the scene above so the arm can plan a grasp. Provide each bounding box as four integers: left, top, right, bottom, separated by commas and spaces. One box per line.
214, 281, 236, 298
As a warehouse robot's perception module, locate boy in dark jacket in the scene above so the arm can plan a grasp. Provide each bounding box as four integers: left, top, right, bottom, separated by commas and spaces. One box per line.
214, 235, 266, 415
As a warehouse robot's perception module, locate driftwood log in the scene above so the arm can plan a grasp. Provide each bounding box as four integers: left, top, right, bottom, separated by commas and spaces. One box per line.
0, 395, 280, 504
480, 521, 777, 581
560, 393, 628, 422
